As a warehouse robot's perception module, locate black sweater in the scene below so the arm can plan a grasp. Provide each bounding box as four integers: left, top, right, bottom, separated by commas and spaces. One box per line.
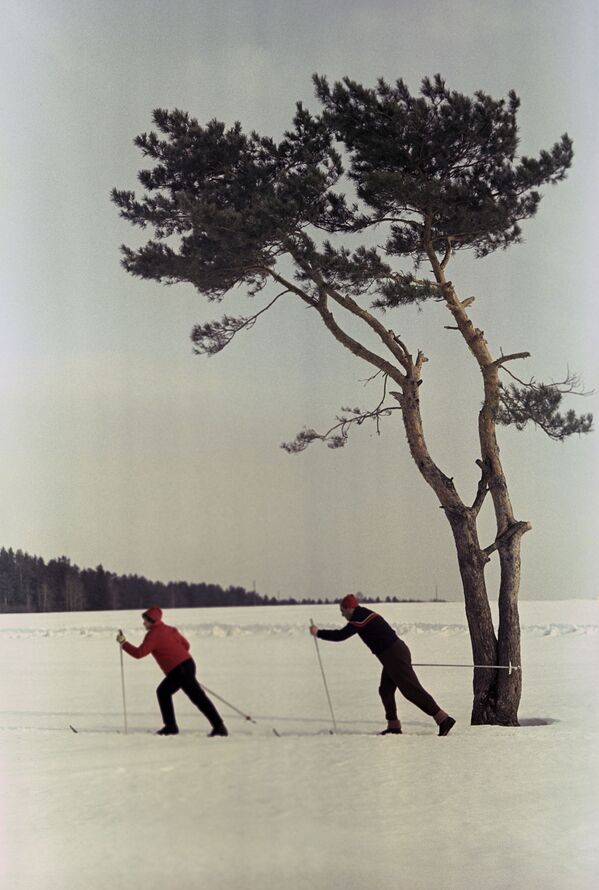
317, 606, 398, 656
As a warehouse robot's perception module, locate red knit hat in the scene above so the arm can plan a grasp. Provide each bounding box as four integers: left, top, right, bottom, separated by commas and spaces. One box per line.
142, 606, 163, 624
340, 594, 359, 611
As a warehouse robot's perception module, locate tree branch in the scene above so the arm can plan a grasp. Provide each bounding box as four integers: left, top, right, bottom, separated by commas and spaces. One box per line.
440, 237, 454, 270
191, 289, 289, 354
501, 365, 594, 396
483, 521, 532, 558
268, 269, 407, 386
360, 370, 384, 385
415, 350, 428, 374
278, 244, 414, 375
282, 375, 401, 452
471, 458, 490, 516
323, 280, 412, 374
492, 351, 531, 367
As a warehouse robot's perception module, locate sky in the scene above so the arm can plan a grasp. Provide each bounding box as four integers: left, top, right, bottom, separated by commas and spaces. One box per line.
1, 0, 597, 602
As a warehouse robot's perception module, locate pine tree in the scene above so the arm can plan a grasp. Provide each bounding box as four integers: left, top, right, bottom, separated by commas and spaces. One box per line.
112, 75, 592, 724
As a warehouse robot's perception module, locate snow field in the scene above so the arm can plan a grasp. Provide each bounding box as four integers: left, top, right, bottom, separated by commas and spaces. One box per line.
1, 601, 598, 889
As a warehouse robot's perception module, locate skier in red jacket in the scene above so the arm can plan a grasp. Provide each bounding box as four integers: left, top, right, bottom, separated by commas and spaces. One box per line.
117, 607, 228, 737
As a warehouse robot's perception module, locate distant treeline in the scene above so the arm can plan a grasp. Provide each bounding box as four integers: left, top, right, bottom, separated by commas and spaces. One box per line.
0, 547, 443, 613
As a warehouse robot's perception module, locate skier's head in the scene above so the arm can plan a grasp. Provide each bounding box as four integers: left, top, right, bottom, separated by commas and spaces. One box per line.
142, 606, 163, 628
339, 594, 359, 619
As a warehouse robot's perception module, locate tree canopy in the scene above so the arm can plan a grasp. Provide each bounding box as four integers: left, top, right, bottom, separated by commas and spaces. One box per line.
112, 74, 591, 442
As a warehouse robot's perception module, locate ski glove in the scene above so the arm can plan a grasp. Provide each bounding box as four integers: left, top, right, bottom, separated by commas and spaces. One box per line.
116, 630, 126, 644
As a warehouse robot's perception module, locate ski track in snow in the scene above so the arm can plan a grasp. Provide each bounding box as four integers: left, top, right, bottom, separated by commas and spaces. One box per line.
1, 601, 598, 890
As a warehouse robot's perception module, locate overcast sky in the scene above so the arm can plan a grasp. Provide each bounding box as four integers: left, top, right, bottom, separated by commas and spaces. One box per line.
1, 0, 597, 602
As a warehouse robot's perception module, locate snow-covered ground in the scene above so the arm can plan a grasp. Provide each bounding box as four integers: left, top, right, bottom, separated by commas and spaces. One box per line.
1, 600, 598, 889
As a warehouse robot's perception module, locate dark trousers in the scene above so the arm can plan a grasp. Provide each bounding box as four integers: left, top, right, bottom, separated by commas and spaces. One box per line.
377, 639, 440, 721
157, 658, 223, 729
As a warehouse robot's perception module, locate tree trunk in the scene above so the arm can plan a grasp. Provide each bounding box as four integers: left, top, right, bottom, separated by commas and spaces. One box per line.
400, 370, 526, 724
421, 245, 528, 725
495, 535, 524, 725
446, 509, 503, 723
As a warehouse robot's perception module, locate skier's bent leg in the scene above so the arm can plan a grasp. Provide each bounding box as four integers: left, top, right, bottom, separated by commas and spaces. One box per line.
396, 665, 442, 718
380, 640, 441, 718
157, 670, 182, 729
378, 669, 399, 722
179, 659, 224, 729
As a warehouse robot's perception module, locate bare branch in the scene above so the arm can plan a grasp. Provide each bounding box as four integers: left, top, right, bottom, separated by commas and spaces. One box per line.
502, 365, 595, 396
440, 237, 454, 270
385, 330, 412, 361
502, 367, 536, 387
284, 252, 413, 371
483, 521, 532, 558
364, 214, 423, 228
415, 350, 428, 374
282, 376, 402, 453
492, 351, 531, 368
323, 280, 412, 372
471, 458, 490, 516
267, 268, 318, 309
359, 370, 384, 385
374, 374, 390, 434
269, 267, 408, 386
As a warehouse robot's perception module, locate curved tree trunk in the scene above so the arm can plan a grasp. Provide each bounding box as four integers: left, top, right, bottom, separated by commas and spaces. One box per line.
400, 377, 511, 722
422, 240, 530, 726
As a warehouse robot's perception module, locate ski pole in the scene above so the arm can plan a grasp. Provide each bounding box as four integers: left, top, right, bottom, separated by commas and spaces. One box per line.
413, 661, 520, 675
118, 630, 128, 735
199, 684, 257, 724
310, 618, 338, 735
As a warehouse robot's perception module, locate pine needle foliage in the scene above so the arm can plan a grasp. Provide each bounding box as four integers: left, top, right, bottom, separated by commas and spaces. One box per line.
112, 75, 590, 440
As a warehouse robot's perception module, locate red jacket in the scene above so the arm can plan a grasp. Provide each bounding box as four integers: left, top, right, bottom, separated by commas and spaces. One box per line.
122, 620, 191, 675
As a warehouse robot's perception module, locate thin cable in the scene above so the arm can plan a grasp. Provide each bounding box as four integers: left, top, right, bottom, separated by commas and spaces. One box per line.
413, 662, 520, 674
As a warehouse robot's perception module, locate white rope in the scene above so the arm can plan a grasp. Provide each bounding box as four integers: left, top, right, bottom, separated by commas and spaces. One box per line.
413, 661, 520, 674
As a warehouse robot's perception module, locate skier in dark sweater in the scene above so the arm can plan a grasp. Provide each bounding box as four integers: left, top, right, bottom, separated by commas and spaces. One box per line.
310, 595, 455, 736
116, 607, 228, 737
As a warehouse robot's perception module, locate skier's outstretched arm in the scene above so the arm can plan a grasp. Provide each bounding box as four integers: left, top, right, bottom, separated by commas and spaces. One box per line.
121, 632, 156, 660
311, 624, 357, 643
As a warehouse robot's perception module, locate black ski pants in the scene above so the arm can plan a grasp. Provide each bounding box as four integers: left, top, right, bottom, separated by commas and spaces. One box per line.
156, 658, 222, 729
377, 639, 440, 721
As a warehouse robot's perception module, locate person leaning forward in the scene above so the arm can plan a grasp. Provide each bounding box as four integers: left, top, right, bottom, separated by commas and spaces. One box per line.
117, 606, 228, 737
310, 595, 456, 736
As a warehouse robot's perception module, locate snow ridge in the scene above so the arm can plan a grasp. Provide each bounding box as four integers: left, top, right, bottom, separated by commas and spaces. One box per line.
1, 621, 597, 639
